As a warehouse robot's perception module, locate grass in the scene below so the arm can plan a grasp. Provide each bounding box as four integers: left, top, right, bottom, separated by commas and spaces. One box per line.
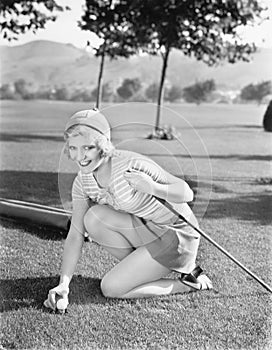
1, 100, 272, 349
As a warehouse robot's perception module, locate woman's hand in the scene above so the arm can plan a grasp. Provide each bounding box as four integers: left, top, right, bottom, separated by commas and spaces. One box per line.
44, 284, 69, 312
123, 169, 155, 195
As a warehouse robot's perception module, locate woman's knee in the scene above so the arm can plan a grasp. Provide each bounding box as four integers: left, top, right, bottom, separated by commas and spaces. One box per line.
100, 274, 125, 298
84, 205, 106, 238
84, 204, 127, 234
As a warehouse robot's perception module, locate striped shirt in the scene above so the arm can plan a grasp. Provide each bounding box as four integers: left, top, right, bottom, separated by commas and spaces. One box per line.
72, 150, 176, 223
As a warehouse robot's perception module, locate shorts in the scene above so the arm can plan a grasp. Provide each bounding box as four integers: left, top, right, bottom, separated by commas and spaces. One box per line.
131, 214, 200, 274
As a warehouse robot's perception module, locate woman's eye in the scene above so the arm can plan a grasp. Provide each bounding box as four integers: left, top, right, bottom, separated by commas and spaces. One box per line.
69, 146, 75, 151
84, 146, 94, 151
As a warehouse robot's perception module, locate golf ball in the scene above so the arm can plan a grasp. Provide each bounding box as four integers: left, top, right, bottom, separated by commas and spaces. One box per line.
56, 296, 68, 313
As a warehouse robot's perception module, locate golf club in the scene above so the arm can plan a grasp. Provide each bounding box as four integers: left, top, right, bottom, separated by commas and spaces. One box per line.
155, 196, 272, 294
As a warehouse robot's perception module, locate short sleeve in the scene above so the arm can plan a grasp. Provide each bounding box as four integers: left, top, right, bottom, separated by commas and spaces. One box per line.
129, 156, 168, 184
72, 175, 89, 201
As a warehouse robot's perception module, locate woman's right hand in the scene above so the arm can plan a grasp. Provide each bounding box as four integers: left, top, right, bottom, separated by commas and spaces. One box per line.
43, 284, 69, 311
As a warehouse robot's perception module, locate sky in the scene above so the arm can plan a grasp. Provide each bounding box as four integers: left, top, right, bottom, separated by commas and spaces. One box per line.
0, 0, 271, 49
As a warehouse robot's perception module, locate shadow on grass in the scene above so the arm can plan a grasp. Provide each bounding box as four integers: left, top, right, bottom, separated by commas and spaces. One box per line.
112, 124, 263, 132
0, 132, 63, 143
184, 176, 231, 194
192, 124, 263, 130
1, 170, 229, 208
206, 192, 272, 225
232, 125, 263, 129
0, 275, 104, 313
0, 170, 74, 206
0, 218, 66, 240
145, 153, 272, 161
1, 274, 269, 314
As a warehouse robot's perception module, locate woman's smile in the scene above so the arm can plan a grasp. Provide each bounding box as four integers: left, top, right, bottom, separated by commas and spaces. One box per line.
68, 134, 102, 173
79, 159, 92, 167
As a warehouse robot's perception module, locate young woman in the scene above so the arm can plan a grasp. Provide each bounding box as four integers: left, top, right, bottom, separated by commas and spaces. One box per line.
44, 108, 212, 311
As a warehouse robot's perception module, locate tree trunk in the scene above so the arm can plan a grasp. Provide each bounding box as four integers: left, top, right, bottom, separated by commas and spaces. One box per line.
155, 46, 171, 132
96, 44, 106, 109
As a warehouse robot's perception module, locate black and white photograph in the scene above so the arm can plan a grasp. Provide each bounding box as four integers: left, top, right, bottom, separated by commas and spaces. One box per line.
0, 1, 271, 349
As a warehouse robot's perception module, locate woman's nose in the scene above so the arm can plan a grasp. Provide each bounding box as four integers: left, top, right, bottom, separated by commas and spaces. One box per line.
75, 149, 86, 161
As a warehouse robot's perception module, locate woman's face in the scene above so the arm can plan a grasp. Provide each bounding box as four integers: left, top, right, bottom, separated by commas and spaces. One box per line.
68, 133, 102, 173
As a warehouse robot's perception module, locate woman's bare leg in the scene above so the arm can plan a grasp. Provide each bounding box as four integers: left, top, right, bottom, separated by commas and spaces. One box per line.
101, 246, 191, 298
84, 205, 141, 260
84, 205, 192, 298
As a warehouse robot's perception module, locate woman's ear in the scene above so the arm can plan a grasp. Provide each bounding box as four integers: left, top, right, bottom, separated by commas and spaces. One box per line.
99, 149, 106, 158
95, 135, 114, 157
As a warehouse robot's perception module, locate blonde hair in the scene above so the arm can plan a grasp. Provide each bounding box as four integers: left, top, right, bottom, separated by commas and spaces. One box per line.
64, 125, 115, 158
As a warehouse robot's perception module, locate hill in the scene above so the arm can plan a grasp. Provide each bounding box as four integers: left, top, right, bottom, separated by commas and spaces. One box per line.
0, 40, 271, 91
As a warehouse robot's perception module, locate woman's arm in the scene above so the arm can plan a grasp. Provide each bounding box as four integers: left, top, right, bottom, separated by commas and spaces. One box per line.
153, 180, 193, 203
153, 171, 194, 203
59, 198, 91, 288
44, 198, 91, 310
124, 169, 193, 203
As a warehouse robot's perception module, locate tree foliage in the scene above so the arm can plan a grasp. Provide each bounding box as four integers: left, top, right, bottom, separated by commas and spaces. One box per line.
0, 83, 17, 99
79, 0, 140, 107
0, 0, 68, 41
80, 0, 139, 59
125, 0, 267, 132
240, 81, 272, 103
54, 86, 71, 101
183, 79, 216, 104
145, 83, 160, 102
14, 78, 28, 96
19, 0, 264, 115
131, 0, 267, 64
165, 84, 183, 102
91, 82, 113, 102
70, 89, 93, 102
117, 78, 142, 100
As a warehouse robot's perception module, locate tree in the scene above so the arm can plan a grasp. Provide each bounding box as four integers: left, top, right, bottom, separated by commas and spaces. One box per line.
91, 82, 113, 102
14, 79, 29, 97
128, 0, 267, 134
116, 78, 141, 100
53, 86, 71, 101
70, 88, 93, 102
183, 79, 216, 104
145, 83, 159, 102
79, 0, 139, 108
240, 81, 272, 104
0, 83, 17, 99
0, 0, 68, 41
165, 84, 183, 102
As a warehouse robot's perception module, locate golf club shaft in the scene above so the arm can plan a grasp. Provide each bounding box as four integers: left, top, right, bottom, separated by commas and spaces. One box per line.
156, 197, 272, 294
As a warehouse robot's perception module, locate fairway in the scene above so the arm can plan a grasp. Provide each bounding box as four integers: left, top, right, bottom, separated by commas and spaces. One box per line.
0, 100, 271, 349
